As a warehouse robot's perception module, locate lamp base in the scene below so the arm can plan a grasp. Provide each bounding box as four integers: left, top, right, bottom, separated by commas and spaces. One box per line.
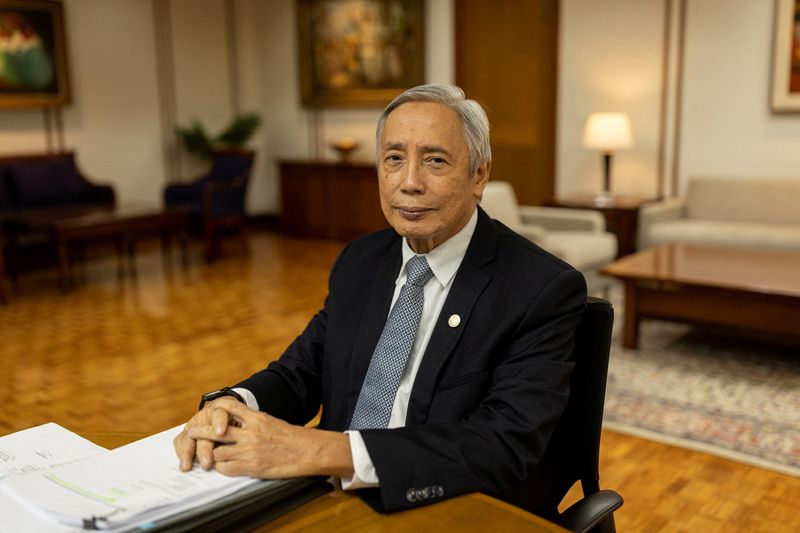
593, 190, 615, 207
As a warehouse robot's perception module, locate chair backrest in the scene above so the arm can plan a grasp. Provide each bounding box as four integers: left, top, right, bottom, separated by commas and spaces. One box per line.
555, 296, 614, 496
480, 181, 524, 234
207, 149, 256, 183
685, 176, 800, 225
498, 297, 615, 517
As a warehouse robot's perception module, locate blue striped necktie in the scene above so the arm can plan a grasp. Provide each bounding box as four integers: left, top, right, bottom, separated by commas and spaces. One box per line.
350, 255, 434, 430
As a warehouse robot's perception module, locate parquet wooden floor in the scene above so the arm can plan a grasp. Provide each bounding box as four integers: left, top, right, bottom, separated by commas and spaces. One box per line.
1, 230, 798, 531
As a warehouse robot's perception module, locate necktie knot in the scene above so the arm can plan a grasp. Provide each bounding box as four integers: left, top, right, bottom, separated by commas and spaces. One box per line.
406, 255, 433, 287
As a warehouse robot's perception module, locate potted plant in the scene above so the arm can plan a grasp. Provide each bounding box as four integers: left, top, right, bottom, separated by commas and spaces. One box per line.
175, 113, 261, 159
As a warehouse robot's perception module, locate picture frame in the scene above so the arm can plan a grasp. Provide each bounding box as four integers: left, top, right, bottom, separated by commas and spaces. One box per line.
770, 0, 800, 112
297, 0, 425, 108
0, 0, 70, 108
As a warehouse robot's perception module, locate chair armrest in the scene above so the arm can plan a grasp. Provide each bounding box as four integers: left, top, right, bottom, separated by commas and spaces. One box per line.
638, 197, 686, 249
557, 489, 623, 533
83, 184, 116, 206
75, 171, 116, 206
519, 206, 606, 232
518, 223, 547, 244
203, 176, 247, 196
164, 182, 202, 208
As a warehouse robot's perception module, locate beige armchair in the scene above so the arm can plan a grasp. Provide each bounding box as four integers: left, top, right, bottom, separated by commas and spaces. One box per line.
480, 181, 618, 294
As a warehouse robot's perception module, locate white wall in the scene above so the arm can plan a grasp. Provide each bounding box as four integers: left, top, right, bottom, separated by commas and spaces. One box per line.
61, 0, 163, 205
170, 0, 233, 180
558, 0, 800, 198
559, 0, 668, 198
680, 0, 800, 184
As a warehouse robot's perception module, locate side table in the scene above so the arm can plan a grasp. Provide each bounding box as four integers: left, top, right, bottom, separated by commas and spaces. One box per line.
544, 194, 658, 257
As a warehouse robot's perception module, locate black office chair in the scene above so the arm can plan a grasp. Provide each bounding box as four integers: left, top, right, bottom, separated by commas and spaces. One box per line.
500, 296, 622, 532
551, 296, 622, 532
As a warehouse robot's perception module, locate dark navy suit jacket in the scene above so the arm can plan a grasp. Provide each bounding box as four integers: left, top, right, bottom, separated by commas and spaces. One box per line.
236, 207, 587, 513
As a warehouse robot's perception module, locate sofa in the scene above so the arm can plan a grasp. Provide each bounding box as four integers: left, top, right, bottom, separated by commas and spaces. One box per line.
638, 176, 800, 251
0, 152, 115, 212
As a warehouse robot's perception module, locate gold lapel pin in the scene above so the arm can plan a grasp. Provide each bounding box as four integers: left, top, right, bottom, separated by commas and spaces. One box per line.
448, 314, 461, 328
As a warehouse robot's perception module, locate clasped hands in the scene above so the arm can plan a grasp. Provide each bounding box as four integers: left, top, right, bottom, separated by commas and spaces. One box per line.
173, 398, 353, 479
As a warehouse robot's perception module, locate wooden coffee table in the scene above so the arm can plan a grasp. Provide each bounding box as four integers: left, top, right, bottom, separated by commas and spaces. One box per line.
601, 243, 800, 348
4, 205, 189, 291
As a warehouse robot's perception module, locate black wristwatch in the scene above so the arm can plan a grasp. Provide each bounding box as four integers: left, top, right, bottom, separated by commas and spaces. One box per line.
198, 387, 245, 410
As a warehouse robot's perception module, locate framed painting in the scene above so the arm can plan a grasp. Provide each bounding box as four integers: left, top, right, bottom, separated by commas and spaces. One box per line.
771, 0, 800, 112
297, 0, 425, 107
0, 0, 70, 108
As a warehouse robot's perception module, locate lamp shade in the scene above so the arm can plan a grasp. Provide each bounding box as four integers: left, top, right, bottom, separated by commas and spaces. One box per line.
582, 112, 633, 151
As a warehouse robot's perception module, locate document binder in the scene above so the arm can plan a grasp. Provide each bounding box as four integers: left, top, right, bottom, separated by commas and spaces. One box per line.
104, 477, 332, 533
0, 424, 333, 532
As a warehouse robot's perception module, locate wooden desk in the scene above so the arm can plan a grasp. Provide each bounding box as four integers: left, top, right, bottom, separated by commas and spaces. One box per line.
84, 432, 566, 532
545, 194, 657, 257
279, 160, 388, 240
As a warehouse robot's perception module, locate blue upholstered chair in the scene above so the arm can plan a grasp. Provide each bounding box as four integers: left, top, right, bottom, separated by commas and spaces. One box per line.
164, 149, 255, 262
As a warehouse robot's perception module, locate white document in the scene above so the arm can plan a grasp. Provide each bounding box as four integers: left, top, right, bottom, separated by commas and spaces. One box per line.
0, 422, 106, 480
1, 425, 267, 530
0, 423, 108, 533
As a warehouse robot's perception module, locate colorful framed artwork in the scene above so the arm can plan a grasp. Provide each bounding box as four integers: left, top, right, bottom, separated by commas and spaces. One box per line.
771, 0, 800, 112
0, 0, 70, 108
297, 0, 425, 108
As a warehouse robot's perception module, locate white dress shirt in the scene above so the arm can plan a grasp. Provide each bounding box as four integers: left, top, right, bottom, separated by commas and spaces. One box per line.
236, 208, 478, 490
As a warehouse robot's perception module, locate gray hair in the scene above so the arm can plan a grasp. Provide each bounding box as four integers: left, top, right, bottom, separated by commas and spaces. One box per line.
375, 84, 491, 175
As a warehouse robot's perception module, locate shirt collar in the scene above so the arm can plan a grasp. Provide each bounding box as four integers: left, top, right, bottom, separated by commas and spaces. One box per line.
398, 208, 478, 288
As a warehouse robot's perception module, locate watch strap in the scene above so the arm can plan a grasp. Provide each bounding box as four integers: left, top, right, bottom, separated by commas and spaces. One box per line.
198, 387, 245, 410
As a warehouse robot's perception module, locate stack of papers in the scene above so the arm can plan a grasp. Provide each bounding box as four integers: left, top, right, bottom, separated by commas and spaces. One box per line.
0, 424, 269, 532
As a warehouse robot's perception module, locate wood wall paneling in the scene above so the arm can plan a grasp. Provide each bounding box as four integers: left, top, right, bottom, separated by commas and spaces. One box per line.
455, 0, 559, 205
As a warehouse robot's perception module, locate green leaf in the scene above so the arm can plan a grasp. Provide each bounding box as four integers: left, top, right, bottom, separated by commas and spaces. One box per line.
216, 113, 262, 147
175, 120, 213, 159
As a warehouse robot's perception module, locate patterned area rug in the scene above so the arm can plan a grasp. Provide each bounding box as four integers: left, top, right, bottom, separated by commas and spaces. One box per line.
602, 296, 800, 477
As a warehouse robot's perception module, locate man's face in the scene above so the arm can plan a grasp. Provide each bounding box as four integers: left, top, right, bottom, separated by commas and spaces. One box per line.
378, 102, 490, 254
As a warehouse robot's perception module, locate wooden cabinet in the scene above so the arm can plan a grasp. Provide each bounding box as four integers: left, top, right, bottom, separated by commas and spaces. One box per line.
279, 160, 388, 240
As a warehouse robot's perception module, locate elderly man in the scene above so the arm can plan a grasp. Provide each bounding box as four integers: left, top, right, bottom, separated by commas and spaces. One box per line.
175, 84, 586, 514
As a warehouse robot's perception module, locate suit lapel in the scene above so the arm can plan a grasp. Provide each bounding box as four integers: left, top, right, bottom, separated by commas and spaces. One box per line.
345, 240, 402, 423
406, 208, 497, 426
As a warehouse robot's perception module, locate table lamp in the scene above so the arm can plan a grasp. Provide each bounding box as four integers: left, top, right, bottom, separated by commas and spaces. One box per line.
582, 112, 633, 206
